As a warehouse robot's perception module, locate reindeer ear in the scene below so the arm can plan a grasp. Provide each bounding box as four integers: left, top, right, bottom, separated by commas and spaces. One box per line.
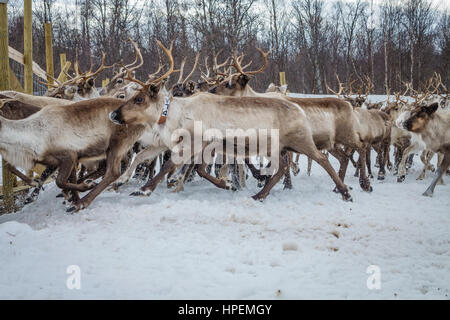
148, 84, 161, 98
87, 78, 95, 87
424, 102, 439, 115
237, 74, 250, 87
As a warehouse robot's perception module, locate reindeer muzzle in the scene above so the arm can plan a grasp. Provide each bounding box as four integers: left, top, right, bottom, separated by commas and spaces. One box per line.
109, 110, 124, 125
208, 87, 217, 94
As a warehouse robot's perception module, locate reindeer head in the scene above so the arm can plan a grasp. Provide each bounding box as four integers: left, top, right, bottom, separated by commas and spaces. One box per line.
171, 53, 200, 97
208, 48, 270, 96
100, 39, 144, 96
327, 75, 371, 108
397, 102, 439, 133
110, 41, 176, 126
113, 82, 142, 100
44, 52, 111, 101
266, 83, 288, 95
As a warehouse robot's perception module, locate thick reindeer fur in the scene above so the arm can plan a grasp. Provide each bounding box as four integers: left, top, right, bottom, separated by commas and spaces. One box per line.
0, 99, 42, 120
0, 97, 146, 211
209, 80, 371, 190
399, 104, 450, 196
112, 90, 353, 201
1, 91, 73, 108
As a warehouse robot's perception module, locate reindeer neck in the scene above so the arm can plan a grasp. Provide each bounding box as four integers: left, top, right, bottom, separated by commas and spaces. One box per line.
243, 85, 259, 97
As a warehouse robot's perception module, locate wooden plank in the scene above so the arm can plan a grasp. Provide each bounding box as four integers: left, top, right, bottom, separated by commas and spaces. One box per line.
57, 61, 71, 83
8, 46, 47, 80
0, 2, 16, 213
24, 0, 33, 94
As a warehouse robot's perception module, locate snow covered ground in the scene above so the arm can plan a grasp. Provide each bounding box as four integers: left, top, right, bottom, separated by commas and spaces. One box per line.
0, 152, 448, 299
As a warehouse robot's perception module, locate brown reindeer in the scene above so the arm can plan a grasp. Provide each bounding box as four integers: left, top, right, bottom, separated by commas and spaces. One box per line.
397, 102, 449, 196
208, 50, 374, 192
43, 52, 111, 101
110, 42, 353, 202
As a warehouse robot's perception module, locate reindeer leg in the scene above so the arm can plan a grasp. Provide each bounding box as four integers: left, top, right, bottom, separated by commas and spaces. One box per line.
406, 154, 415, 170
385, 145, 393, 172
77, 160, 106, 184
397, 143, 417, 182
24, 166, 57, 205
292, 138, 352, 201
357, 147, 372, 192
111, 146, 166, 190
366, 146, 373, 179
5, 163, 39, 188
329, 148, 350, 192
67, 149, 124, 212
291, 152, 300, 176
245, 158, 267, 186
377, 141, 389, 181
252, 151, 288, 201
282, 152, 293, 190
423, 152, 449, 197
196, 162, 235, 191
54, 154, 97, 193
307, 156, 313, 176
417, 151, 433, 180
131, 159, 177, 197
349, 150, 358, 168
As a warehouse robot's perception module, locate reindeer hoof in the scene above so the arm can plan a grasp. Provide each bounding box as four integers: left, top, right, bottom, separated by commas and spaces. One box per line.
24, 196, 37, 205
56, 193, 64, 198
368, 174, 374, 179
130, 190, 151, 197
339, 189, 353, 201
66, 201, 85, 213
377, 175, 385, 181
422, 190, 433, 197
397, 175, 405, 183
251, 194, 266, 201
108, 183, 122, 192
66, 206, 79, 213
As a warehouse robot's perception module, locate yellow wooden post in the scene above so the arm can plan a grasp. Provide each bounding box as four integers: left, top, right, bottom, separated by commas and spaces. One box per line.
24, 0, 33, 94
57, 61, 71, 83
0, 1, 16, 213
102, 77, 110, 88
44, 22, 54, 89
24, 0, 34, 179
59, 53, 67, 82
279, 72, 286, 86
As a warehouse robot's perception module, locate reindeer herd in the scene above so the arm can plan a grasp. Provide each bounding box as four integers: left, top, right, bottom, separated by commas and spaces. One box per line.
0, 39, 448, 213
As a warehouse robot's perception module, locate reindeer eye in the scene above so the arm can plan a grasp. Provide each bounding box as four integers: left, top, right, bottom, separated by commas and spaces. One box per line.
117, 79, 123, 84
77, 88, 83, 93
119, 94, 125, 99
135, 97, 143, 103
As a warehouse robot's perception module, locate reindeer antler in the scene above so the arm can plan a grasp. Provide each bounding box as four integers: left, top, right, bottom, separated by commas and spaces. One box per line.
125, 40, 176, 89
177, 58, 187, 84
326, 74, 345, 98
213, 50, 230, 74
182, 52, 200, 84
